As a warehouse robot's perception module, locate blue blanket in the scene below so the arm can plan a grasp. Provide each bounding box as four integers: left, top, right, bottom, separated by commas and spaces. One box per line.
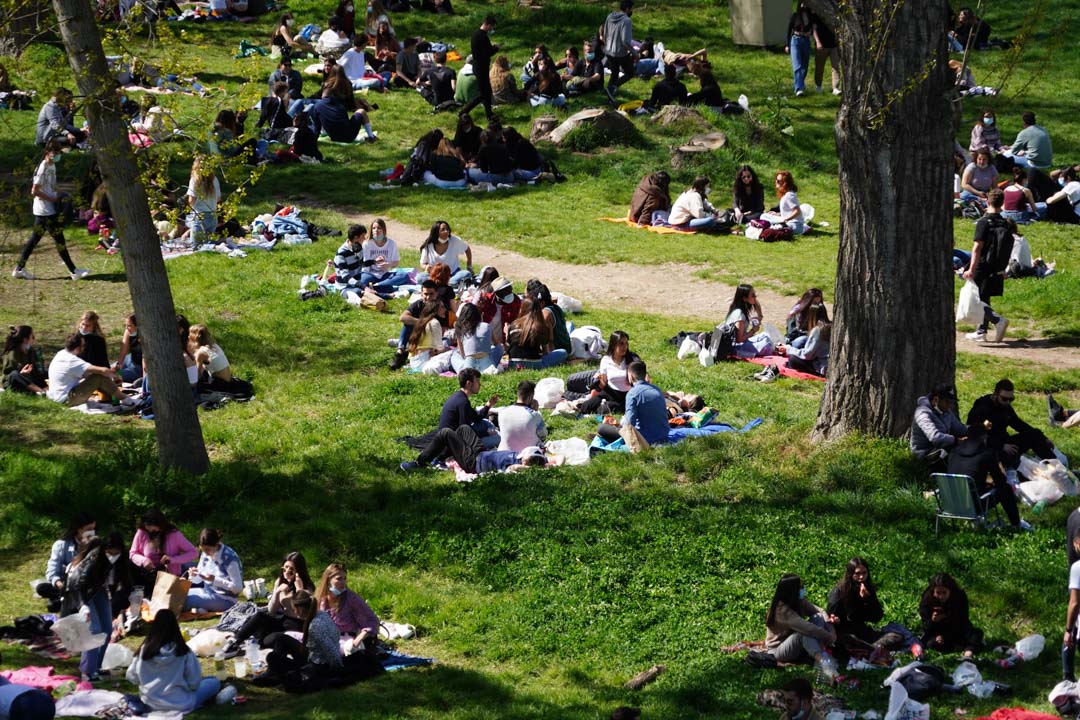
381, 649, 434, 672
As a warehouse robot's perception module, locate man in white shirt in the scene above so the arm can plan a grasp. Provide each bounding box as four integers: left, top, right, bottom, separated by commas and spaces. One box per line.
47, 334, 136, 407
496, 380, 547, 452
12, 140, 88, 281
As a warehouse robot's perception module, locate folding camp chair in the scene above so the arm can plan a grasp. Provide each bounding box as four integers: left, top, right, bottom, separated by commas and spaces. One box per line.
932, 473, 1001, 534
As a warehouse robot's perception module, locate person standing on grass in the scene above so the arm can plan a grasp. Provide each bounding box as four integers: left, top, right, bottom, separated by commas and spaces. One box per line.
961, 188, 1012, 343
12, 140, 88, 281
600, 0, 634, 104
785, 1, 814, 97
460, 15, 498, 121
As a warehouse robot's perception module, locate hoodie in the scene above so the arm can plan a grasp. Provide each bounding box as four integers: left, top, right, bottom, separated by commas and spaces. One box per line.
909, 395, 967, 458
628, 173, 671, 224
126, 642, 203, 713
601, 11, 633, 58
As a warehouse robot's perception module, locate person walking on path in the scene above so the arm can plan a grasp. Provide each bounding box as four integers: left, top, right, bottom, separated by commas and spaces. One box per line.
12, 140, 88, 281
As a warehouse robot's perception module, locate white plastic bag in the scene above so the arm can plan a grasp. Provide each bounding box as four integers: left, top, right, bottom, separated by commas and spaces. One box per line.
677, 337, 701, 359
52, 614, 108, 652
1009, 235, 1033, 270
534, 377, 565, 409
187, 628, 232, 657
698, 348, 714, 367
951, 660, 981, 687
1015, 633, 1045, 660
956, 281, 986, 324
570, 326, 606, 360
554, 293, 583, 313
800, 203, 816, 223
101, 642, 134, 671
1018, 479, 1064, 505
546, 437, 590, 465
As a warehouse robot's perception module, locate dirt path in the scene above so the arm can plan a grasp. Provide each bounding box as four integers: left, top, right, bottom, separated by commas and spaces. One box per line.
377, 217, 1080, 370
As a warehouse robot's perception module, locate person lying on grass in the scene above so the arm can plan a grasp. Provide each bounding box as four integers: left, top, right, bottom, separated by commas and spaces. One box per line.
400, 424, 557, 474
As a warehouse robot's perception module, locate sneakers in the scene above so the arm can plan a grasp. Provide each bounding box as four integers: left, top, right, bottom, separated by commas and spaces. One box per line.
386, 338, 401, 348
832, 88, 842, 95
795, 89, 805, 97
221, 642, 243, 659
1017, 519, 1033, 531
1049, 394, 1068, 426
754, 364, 780, 383
965, 330, 987, 342
389, 350, 408, 370
815, 84, 823, 93
12, 267, 35, 280
992, 316, 1009, 342
71, 268, 90, 280
399, 460, 419, 471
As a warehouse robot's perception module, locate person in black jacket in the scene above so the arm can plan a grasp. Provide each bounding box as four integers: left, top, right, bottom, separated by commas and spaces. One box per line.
460, 15, 498, 120
918, 573, 982, 657
946, 427, 1028, 530
967, 378, 1059, 473
644, 64, 687, 110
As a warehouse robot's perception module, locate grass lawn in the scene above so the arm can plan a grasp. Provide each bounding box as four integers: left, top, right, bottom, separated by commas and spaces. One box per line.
1, 0, 1079, 717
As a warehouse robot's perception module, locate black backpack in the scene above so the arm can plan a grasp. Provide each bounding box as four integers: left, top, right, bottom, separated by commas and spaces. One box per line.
898, 663, 948, 701
979, 215, 1015, 273
708, 323, 737, 360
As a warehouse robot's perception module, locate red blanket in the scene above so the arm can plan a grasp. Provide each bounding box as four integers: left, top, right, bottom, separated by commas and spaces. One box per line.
743, 355, 825, 382
976, 709, 1060, 720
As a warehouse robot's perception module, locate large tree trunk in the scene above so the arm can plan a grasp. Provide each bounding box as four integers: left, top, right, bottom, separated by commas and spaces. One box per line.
51, 0, 210, 473
812, 0, 956, 441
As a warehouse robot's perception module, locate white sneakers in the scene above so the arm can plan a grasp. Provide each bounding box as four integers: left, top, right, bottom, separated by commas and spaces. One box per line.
71, 268, 90, 280
832, 88, 842, 95
965, 331, 986, 342
12, 267, 35, 280
992, 316, 1009, 342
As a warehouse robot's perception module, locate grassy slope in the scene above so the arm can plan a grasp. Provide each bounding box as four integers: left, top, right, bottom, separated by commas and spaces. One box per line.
0, 0, 1079, 718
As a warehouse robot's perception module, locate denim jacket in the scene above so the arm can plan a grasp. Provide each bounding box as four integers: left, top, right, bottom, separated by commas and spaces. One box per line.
192, 544, 243, 596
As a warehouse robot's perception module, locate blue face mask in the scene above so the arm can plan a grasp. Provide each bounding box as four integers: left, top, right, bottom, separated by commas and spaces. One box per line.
51, 154, 61, 166
1061, 178, 1068, 187
585, 52, 595, 60
798, 587, 807, 599
330, 585, 344, 596
982, 117, 994, 125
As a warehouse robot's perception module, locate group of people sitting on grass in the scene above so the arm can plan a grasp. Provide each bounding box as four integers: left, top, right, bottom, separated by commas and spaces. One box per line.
2, 311, 251, 411
389, 115, 549, 188
752, 562, 984, 672
909, 378, 1068, 531
958, 109, 1078, 224
34, 508, 386, 707
629, 166, 808, 235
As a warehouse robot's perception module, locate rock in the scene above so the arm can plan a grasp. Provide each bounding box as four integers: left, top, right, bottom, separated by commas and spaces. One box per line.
651, 105, 712, 130
530, 114, 560, 143
671, 131, 728, 169
547, 107, 637, 146
683, 131, 728, 151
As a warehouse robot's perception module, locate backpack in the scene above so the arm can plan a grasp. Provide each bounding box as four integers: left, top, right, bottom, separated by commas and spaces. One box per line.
979, 215, 1015, 273
898, 663, 948, 702
708, 322, 737, 360
400, 141, 433, 186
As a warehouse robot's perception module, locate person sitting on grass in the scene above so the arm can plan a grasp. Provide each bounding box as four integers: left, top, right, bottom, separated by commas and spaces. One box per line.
909, 384, 968, 464
669, 176, 722, 231
496, 380, 548, 452
392, 37, 421, 89
419, 220, 472, 285
270, 12, 315, 58
418, 51, 457, 109
314, 563, 380, 654
528, 280, 573, 356
358, 218, 406, 295
46, 333, 135, 408
125, 609, 222, 714
339, 35, 382, 91
184, 528, 243, 613
784, 288, 823, 348
764, 573, 836, 665
259, 589, 345, 686
424, 136, 469, 189
453, 114, 482, 164
777, 303, 830, 377
113, 313, 143, 384
103, 531, 135, 631
959, 149, 998, 208
760, 170, 805, 234
37, 511, 96, 613
390, 280, 450, 370
1048, 394, 1080, 429
506, 298, 567, 369
644, 64, 688, 111
2, 325, 47, 395
188, 323, 248, 396
128, 508, 198, 589
75, 309, 109, 368
918, 573, 982, 657
826, 557, 906, 656
595, 360, 670, 447
407, 300, 450, 372
967, 378, 1061, 480
268, 58, 303, 100
1044, 166, 1080, 225
333, 223, 368, 298
628, 171, 672, 225
467, 130, 515, 185
779, 677, 825, 720
725, 284, 774, 358
525, 57, 566, 108
315, 15, 351, 58
313, 65, 378, 143
504, 127, 545, 182
733, 164, 766, 224
401, 424, 550, 474
449, 302, 503, 373
223, 551, 315, 658
565, 330, 640, 414
490, 55, 525, 106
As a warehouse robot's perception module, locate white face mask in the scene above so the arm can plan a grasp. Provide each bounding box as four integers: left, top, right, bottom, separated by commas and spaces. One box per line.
106, 553, 121, 564
345, 3, 353, 10
286, 18, 294, 26
703, 186, 711, 196
81, 530, 96, 542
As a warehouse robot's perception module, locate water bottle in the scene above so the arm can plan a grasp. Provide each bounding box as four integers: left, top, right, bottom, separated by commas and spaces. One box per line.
1033, 500, 1047, 515
245, 638, 262, 672
213, 650, 228, 681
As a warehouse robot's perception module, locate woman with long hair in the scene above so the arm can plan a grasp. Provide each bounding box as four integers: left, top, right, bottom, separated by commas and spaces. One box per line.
450, 302, 503, 372
918, 573, 982, 657
223, 551, 316, 656
669, 176, 721, 231
270, 12, 315, 57
358, 218, 407, 295
407, 300, 450, 371
467, 130, 515, 186
364, 0, 393, 43
103, 531, 135, 627
128, 508, 198, 588
185, 156, 219, 244
724, 284, 773, 358
825, 558, 905, 654
125, 609, 221, 713
36, 511, 96, 612
452, 114, 482, 163
113, 313, 143, 383
759, 170, 805, 234
419, 220, 472, 284
565, 330, 640, 413
188, 323, 234, 385
61, 537, 113, 681
1000, 165, 1039, 225
261, 589, 345, 682
506, 298, 567, 369
2, 325, 46, 394
780, 303, 830, 376
183, 528, 244, 612
314, 563, 380, 654
785, 287, 823, 346
75, 310, 109, 368
732, 165, 765, 223
424, 138, 469, 189
490, 55, 524, 106
764, 573, 836, 665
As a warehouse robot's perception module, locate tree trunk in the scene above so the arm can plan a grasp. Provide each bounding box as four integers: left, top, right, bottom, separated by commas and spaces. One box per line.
811, 0, 956, 441
50, 0, 210, 473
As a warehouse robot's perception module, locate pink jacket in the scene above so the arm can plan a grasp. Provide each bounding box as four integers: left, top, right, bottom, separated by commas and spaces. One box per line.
128, 528, 198, 576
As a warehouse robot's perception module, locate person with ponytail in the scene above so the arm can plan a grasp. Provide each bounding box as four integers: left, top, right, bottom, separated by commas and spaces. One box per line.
764, 573, 836, 665
183, 529, 243, 612
2, 325, 46, 394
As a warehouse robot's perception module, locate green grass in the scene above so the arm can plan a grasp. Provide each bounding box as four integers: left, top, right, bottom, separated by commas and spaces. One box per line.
1, 0, 1080, 717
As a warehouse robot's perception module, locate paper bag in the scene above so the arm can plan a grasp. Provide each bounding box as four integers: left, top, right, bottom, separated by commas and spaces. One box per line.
150, 571, 191, 616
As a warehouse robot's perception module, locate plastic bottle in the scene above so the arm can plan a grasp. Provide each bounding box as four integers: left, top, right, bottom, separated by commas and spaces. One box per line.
1033, 500, 1047, 515
245, 638, 262, 672
213, 651, 228, 681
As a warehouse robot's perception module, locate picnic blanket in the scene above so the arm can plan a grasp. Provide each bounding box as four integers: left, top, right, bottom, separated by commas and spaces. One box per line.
744, 355, 825, 382
381, 649, 434, 672
592, 417, 763, 452
599, 216, 697, 235
2, 636, 70, 660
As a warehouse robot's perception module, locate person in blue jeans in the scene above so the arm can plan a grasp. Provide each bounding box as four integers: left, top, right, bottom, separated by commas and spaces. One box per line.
785, 2, 814, 96
126, 610, 221, 713
506, 298, 567, 369
183, 528, 243, 613
60, 538, 112, 681
668, 176, 720, 231
595, 360, 670, 446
